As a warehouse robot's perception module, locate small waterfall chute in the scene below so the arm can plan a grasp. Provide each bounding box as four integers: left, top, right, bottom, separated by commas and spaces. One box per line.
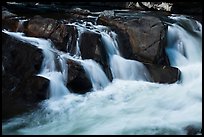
80, 59, 110, 90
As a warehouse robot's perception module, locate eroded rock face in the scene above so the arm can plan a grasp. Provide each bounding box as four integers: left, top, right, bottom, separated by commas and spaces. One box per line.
67, 59, 92, 94
97, 11, 170, 65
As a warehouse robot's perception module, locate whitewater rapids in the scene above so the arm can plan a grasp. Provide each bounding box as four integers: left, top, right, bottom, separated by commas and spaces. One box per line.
2, 15, 202, 135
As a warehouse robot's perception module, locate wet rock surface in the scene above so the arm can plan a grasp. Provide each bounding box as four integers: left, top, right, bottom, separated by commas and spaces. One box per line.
24, 15, 69, 52
144, 63, 180, 84
2, 32, 49, 120
67, 59, 92, 94
97, 11, 170, 65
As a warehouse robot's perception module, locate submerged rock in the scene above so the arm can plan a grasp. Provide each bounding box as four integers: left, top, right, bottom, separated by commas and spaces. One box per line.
184, 125, 202, 135
144, 63, 180, 84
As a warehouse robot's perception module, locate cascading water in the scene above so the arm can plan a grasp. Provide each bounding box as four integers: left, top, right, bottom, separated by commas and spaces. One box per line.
110, 55, 150, 81
80, 59, 110, 90
2, 15, 202, 135
97, 25, 150, 81
2, 30, 69, 99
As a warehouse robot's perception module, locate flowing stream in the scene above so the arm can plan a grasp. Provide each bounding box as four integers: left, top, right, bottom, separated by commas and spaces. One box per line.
2, 15, 202, 135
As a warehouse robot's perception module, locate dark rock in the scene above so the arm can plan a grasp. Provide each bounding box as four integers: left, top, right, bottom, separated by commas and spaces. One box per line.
67, 59, 92, 94
2, 9, 25, 32
65, 25, 78, 54
184, 125, 202, 135
2, 76, 49, 120
16, 76, 50, 102
79, 31, 113, 80
2, 32, 43, 80
144, 63, 180, 84
2, 32, 46, 120
97, 11, 170, 65
2, 9, 17, 19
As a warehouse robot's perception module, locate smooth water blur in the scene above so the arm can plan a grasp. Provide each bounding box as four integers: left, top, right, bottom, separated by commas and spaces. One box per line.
2, 15, 202, 135
81, 59, 110, 90
110, 55, 150, 81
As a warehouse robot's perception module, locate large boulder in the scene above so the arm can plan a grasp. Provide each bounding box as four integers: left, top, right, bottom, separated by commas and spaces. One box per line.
2, 32, 49, 120
97, 11, 170, 65
2, 32, 43, 81
67, 59, 92, 94
24, 15, 69, 52
79, 31, 113, 80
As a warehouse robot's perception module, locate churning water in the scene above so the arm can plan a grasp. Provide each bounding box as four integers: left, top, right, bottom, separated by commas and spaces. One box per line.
2, 15, 202, 135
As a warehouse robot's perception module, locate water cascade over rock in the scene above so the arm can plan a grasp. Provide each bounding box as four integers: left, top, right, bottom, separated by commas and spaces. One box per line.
2, 5, 201, 135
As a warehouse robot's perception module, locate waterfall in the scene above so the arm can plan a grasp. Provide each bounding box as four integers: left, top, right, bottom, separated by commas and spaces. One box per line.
98, 26, 150, 81
80, 59, 110, 90
165, 16, 202, 84
166, 21, 202, 66
2, 15, 202, 135
110, 55, 150, 81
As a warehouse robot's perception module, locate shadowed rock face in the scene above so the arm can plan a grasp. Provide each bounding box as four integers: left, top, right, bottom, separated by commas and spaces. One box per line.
2, 32, 50, 120
2, 32, 43, 82
67, 59, 92, 94
144, 63, 181, 84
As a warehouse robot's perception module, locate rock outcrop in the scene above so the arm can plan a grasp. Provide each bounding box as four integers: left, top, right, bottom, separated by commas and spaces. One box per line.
97, 11, 170, 65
